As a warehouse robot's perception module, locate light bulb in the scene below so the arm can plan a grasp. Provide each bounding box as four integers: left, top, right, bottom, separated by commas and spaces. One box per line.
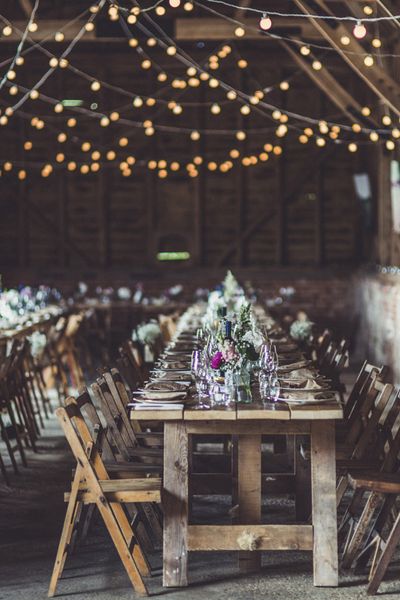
119, 137, 129, 147
129, 38, 138, 47
386, 140, 396, 151
91, 80, 101, 91
259, 14, 272, 31
235, 27, 245, 38
369, 131, 379, 142
2, 25, 12, 37
227, 90, 237, 100
236, 131, 246, 141
340, 35, 351, 46
59, 58, 68, 68
353, 21, 367, 39
58, 133, 67, 142
361, 106, 371, 117
280, 81, 289, 91
191, 130, 200, 141
49, 58, 58, 68
211, 103, 221, 115
169, 0, 181, 7
110, 111, 119, 121
316, 137, 326, 147
312, 60, 322, 71
30, 89, 39, 99
364, 55, 374, 67
382, 115, 392, 126
240, 105, 250, 115
24, 141, 33, 150
107, 151, 116, 160
18, 169, 26, 180
166, 46, 177, 56
55, 31, 64, 42
156, 6, 166, 15
348, 142, 358, 153
300, 45, 310, 56
100, 116, 110, 126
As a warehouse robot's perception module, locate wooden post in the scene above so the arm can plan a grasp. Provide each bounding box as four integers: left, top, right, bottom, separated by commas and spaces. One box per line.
238, 434, 261, 573
376, 146, 392, 265
310, 420, 338, 586
315, 93, 325, 266
194, 86, 206, 266
163, 421, 189, 587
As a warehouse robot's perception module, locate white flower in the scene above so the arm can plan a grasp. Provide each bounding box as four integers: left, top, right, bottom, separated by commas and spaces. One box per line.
134, 322, 161, 345
290, 320, 313, 341
242, 329, 264, 352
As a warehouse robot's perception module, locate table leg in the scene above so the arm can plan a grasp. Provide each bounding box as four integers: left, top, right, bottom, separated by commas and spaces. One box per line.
295, 435, 311, 522
311, 421, 338, 586
163, 421, 189, 587
238, 434, 262, 573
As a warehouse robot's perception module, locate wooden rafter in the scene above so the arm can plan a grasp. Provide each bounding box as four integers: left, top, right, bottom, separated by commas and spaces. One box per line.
293, 0, 400, 117
280, 40, 379, 126
174, 17, 323, 40
18, 0, 32, 18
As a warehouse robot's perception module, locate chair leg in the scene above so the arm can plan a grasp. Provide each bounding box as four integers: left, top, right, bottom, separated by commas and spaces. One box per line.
0, 450, 10, 486
342, 492, 385, 569
96, 500, 149, 596
367, 512, 400, 595
0, 414, 20, 474
48, 470, 83, 597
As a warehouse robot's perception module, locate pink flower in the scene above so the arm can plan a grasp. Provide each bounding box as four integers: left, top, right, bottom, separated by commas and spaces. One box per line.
211, 351, 224, 369
222, 340, 239, 362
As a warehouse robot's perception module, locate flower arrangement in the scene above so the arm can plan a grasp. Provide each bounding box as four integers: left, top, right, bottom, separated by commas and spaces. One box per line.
133, 321, 162, 346
27, 331, 47, 358
290, 319, 314, 342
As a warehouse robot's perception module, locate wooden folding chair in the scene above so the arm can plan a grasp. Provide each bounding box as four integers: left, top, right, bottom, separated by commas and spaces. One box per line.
49, 398, 162, 597
117, 340, 147, 389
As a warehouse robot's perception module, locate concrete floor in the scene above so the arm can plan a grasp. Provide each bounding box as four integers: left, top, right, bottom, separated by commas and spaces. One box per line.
1, 408, 400, 599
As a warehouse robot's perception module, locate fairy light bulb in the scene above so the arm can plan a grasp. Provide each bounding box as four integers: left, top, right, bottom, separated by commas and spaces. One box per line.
300, 45, 310, 56
49, 57, 58, 68
304, 128, 313, 137
193, 156, 203, 165
340, 35, 351, 46
236, 131, 246, 141
173, 104, 183, 114
16, 57, 24, 66
272, 110, 281, 120
208, 162, 217, 171
3, 25, 12, 37
188, 77, 200, 87
4, 162, 13, 171
81, 142, 91, 152
141, 59, 151, 69
209, 78, 219, 88
100, 116, 110, 126
127, 14, 137, 24
119, 137, 129, 147
54, 103, 64, 113
319, 121, 329, 134
107, 151, 116, 161
392, 128, 400, 139
348, 142, 358, 153
9, 85, 18, 96
237, 59, 247, 69
316, 137, 326, 147
55, 31, 64, 42
259, 14, 272, 31
7, 70, 16, 80
156, 6, 166, 15
211, 103, 221, 115
230, 149, 240, 159
191, 130, 200, 141
386, 140, 395, 151
184, 2, 193, 10
129, 38, 138, 47
36, 120, 44, 129
382, 115, 392, 126
352, 123, 362, 133
66, 118, 75, 127
364, 55, 374, 67
85, 22, 95, 32
312, 60, 322, 71
361, 106, 371, 117
92, 151, 101, 161
91, 80, 101, 91
372, 38, 381, 49
145, 127, 154, 136
369, 131, 379, 142
259, 152, 269, 161
363, 4, 373, 15
235, 26, 245, 38
30, 89, 39, 99
147, 38, 157, 47
146, 98, 156, 106
110, 112, 119, 121
169, 0, 181, 7
353, 21, 367, 39
59, 58, 68, 68
240, 105, 250, 115
227, 90, 237, 100
58, 132, 67, 143
18, 169, 26, 180
24, 141, 33, 150
80, 165, 89, 174
280, 81, 289, 91
56, 153, 65, 163
29, 22, 38, 32
299, 134, 308, 144
166, 45, 177, 56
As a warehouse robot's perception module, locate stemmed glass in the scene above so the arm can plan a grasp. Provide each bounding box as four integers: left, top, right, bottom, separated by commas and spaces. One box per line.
259, 371, 281, 406
191, 349, 210, 402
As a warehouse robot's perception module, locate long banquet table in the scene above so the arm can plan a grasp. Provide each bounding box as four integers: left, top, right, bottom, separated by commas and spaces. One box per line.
130, 309, 343, 589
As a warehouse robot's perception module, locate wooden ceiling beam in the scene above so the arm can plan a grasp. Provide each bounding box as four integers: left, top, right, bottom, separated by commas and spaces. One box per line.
18, 0, 32, 18
293, 0, 400, 117
174, 17, 323, 40
280, 39, 379, 126
0, 20, 96, 41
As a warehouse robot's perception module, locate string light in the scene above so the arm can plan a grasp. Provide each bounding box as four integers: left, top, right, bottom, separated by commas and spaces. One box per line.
259, 14, 272, 31
348, 142, 358, 152
234, 26, 245, 37
364, 55, 374, 67
300, 45, 310, 56
372, 38, 381, 48
386, 140, 395, 151
353, 21, 367, 39
169, 0, 181, 7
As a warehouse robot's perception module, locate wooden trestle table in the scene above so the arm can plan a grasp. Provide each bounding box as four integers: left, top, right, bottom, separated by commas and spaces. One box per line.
131, 396, 343, 588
